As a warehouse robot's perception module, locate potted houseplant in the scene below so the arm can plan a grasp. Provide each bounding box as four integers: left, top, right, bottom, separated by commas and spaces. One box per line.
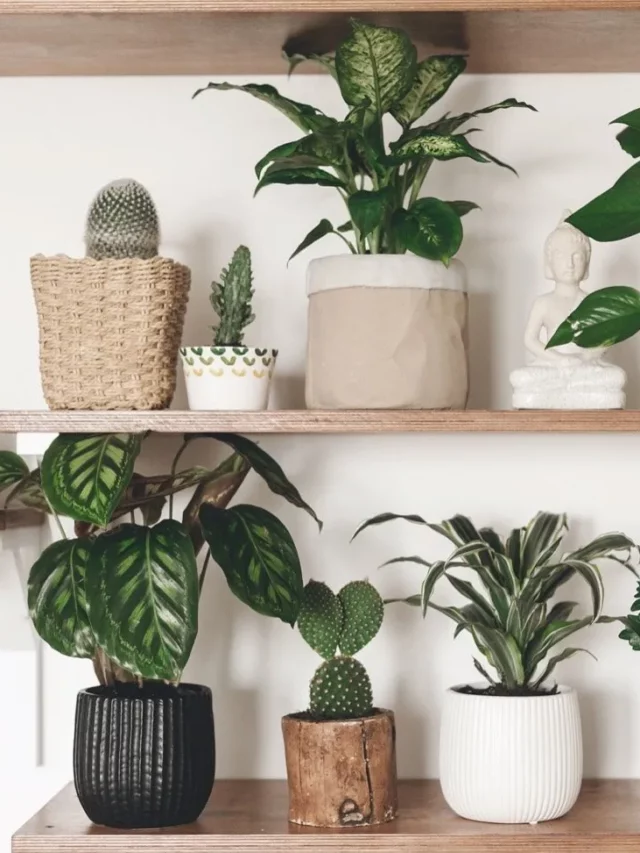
0, 433, 319, 829
281, 579, 397, 827
31, 179, 190, 410
194, 19, 535, 410
180, 245, 277, 410
547, 108, 640, 351
353, 510, 637, 824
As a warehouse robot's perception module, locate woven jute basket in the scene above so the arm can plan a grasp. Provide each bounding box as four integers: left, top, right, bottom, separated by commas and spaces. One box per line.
31, 254, 191, 410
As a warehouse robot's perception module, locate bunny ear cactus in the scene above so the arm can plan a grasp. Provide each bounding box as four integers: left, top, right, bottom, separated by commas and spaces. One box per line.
298, 579, 383, 720
210, 245, 256, 346
85, 178, 160, 260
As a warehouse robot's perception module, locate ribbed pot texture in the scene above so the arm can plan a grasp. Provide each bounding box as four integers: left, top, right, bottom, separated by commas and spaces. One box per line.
74, 683, 215, 829
439, 684, 582, 824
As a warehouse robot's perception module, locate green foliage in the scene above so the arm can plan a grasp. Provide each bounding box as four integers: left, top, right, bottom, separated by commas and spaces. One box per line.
619, 581, 640, 651
195, 20, 534, 264
85, 179, 159, 260
338, 580, 384, 656
309, 656, 373, 720
298, 580, 343, 659
211, 246, 256, 346
0, 451, 29, 489
354, 511, 637, 693
548, 286, 640, 350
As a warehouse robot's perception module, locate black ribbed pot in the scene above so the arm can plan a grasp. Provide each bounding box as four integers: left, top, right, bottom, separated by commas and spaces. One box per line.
73, 682, 215, 829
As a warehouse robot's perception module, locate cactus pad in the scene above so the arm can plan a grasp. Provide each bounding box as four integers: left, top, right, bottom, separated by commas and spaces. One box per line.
298, 580, 343, 660
211, 245, 256, 346
338, 580, 384, 656
85, 179, 160, 260
309, 656, 373, 720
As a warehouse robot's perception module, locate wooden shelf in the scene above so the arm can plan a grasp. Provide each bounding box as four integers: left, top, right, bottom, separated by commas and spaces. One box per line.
12, 779, 640, 852
2, 409, 640, 434
1, 6, 640, 75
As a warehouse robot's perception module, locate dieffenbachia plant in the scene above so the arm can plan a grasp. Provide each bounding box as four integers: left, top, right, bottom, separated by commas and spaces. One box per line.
194, 19, 535, 265
548, 109, 640, 350
353, 511, 637, 695
0, 434, 320, 685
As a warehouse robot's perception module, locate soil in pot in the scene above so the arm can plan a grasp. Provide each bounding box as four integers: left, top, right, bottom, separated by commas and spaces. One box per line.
455, 684, 559, 697
74, 682, 215, 829
282, 708, 398, 828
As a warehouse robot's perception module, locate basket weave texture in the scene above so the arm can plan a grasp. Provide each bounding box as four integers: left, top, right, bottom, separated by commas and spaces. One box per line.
31, 255, 191, 410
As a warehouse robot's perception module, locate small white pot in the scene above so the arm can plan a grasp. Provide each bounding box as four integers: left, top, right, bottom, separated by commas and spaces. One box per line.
439, 684, 582, 824
180, 346, 277, 411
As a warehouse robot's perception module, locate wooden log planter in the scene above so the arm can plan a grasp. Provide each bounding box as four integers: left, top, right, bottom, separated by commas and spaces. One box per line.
281, 709, 398, 828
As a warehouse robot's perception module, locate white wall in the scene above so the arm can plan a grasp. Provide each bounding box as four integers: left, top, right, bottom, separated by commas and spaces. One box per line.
3, 71, 640, 844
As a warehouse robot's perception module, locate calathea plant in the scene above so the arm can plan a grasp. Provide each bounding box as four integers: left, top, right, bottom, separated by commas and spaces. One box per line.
353, 511, 637, 695
210, 245, 255, 346
297, 579, 384, 719
0, 433, 319, 684
548, 109, 640, 350
194, 19, 534, 264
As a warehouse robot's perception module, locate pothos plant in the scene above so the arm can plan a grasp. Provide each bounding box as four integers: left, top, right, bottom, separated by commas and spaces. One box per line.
353, 510, 637, 695
194, 19, 535, 265
0, 433, 320, 685
548, 108, 640, 351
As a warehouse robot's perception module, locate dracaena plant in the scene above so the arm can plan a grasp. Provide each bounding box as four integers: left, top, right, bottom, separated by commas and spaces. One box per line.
548, 109, 640, 351
0, 433, 320, 685
194, 19, 535, 265
353, 511, 637, 695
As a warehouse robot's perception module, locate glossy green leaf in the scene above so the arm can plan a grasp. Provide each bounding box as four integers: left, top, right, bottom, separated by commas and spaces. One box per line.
392, 198, 463, 263
613, 109, 640, 157
28, 538, 94, 658
391, 55, 467, 129
200, 503, 303, 625
42, 433, 141, 527
288, 219, 338, 264
390, 131, 488, 165
568, 162, 640, 242
335, 19, 417, 116
547, 286, 640, 349
347, 188, 393, 239
297, 580, 343, 659
86, 520, 198, 681
255, 165, 346, 195
255, 140, 302, 179
193, 82, 336, 133
0, 451, 29, 490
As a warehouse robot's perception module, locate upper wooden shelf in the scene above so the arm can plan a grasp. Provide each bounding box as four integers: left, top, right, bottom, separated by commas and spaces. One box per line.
2, 409, 640, 434
1, 3, 640, 75
12, 779, 640, 852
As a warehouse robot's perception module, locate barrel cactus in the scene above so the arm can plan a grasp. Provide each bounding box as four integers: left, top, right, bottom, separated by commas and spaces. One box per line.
85, 179, 160, 260
298, 579, 384, 721
210, 245, 255, 346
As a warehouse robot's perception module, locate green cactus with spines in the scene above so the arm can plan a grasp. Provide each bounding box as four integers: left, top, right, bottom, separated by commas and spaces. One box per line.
85, 179, 160, 260
210, 246, 255, 346
298, 579, 383, 721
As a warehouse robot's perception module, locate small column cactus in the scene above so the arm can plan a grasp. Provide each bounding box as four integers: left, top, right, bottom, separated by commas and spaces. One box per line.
298, 579, 384, 721
85, 178, 160, 260
210, 245, 255, 346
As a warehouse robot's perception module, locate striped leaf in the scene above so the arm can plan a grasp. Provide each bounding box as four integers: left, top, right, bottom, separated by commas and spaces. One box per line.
352, 512, 428, 541
557, 559, 604, 619
200, 503, 303, 626
568, 532, 636, 564
390, 55, 467, 129
532, 647, 596, 690
389, 131, 489, 165
28, 538, 94, 658
470, 625, 524, 689
420, 560, 447, 616
445, 574, 498, 627
86, 520, 198, 681
519, 512, 567, 575
380, 554, 432, 569
506, 526, 524, 580
0, 451, 29, 490
526, 617, 592, 675
42, 434, 142, 527
547, 601, 578, 623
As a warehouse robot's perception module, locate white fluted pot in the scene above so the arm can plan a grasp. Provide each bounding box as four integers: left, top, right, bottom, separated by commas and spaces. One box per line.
439, 685, 582, 824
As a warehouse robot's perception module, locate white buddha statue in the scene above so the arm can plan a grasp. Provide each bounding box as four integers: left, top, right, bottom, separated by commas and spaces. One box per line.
510, 213, 626, 409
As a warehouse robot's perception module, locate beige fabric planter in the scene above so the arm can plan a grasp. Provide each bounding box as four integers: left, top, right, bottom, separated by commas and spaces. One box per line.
31, 254, 190, 410
305, 255, 468, 410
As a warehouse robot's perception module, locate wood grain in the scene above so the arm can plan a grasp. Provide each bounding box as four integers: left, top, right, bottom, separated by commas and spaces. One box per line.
12, 779, 640, 851
5, 409, 640, 434
0, 509, 45, 530
1, 10, 640, 75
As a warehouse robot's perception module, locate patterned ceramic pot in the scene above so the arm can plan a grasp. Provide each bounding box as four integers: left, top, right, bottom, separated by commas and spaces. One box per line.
439, 684, 582, 824
180, 346, 277, 411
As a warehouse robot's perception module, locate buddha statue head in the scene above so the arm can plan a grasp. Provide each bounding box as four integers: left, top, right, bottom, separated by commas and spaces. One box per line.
544, 210, 592, 284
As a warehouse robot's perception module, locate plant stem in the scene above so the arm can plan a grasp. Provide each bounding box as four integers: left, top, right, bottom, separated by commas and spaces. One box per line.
408, 159, 433, 209
45, 495, 67, 540
335, 231, 357, 253
199, 549, 212, 595
168, 438, 189, 520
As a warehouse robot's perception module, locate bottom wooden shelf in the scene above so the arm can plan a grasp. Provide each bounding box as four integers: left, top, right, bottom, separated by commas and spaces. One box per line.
12, 779, 640, 852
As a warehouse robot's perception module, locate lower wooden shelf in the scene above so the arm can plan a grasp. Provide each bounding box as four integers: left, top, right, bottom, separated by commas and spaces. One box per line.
12, 779, 640, 852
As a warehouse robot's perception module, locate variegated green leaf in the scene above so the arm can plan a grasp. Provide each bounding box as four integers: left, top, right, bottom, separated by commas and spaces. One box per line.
285, 50, 338, 79
389, 131, 489, 165
86, 520, 198, 681
445, 574, 498, 627
391, 55, 467, 129
42, 433, 142, 527
5, 468, 49, 512
0, 451, 29, 490
352, 512, 428, 541
335, 19, 417, 116
28, 538, 94, 658
200, 503, 303, 626
558, 559, 604, 619
547, 601, 578, 623
506, 526, 524, 580
519, 511, 567, 575
471, 625, 524, 689
420, 560, 447, 616
380, 554, 431, 569
392, 198, 463, 264
526, 617, 592, 675
426, 98, 536, 135
568, 532, 636, 564
532, 647, 596, 690
255, 164, 346, 195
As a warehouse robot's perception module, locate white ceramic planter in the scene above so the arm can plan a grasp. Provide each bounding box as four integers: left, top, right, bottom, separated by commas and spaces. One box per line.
180, 346, 277, 411
305, 254, 468, 410
439, 684, 582, 824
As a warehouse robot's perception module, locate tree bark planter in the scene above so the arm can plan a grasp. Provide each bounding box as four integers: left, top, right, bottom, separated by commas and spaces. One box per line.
440, 684, 582, 824
281, 709, 398, 828
305, 254, 468, 410
73, 683, 215, 829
